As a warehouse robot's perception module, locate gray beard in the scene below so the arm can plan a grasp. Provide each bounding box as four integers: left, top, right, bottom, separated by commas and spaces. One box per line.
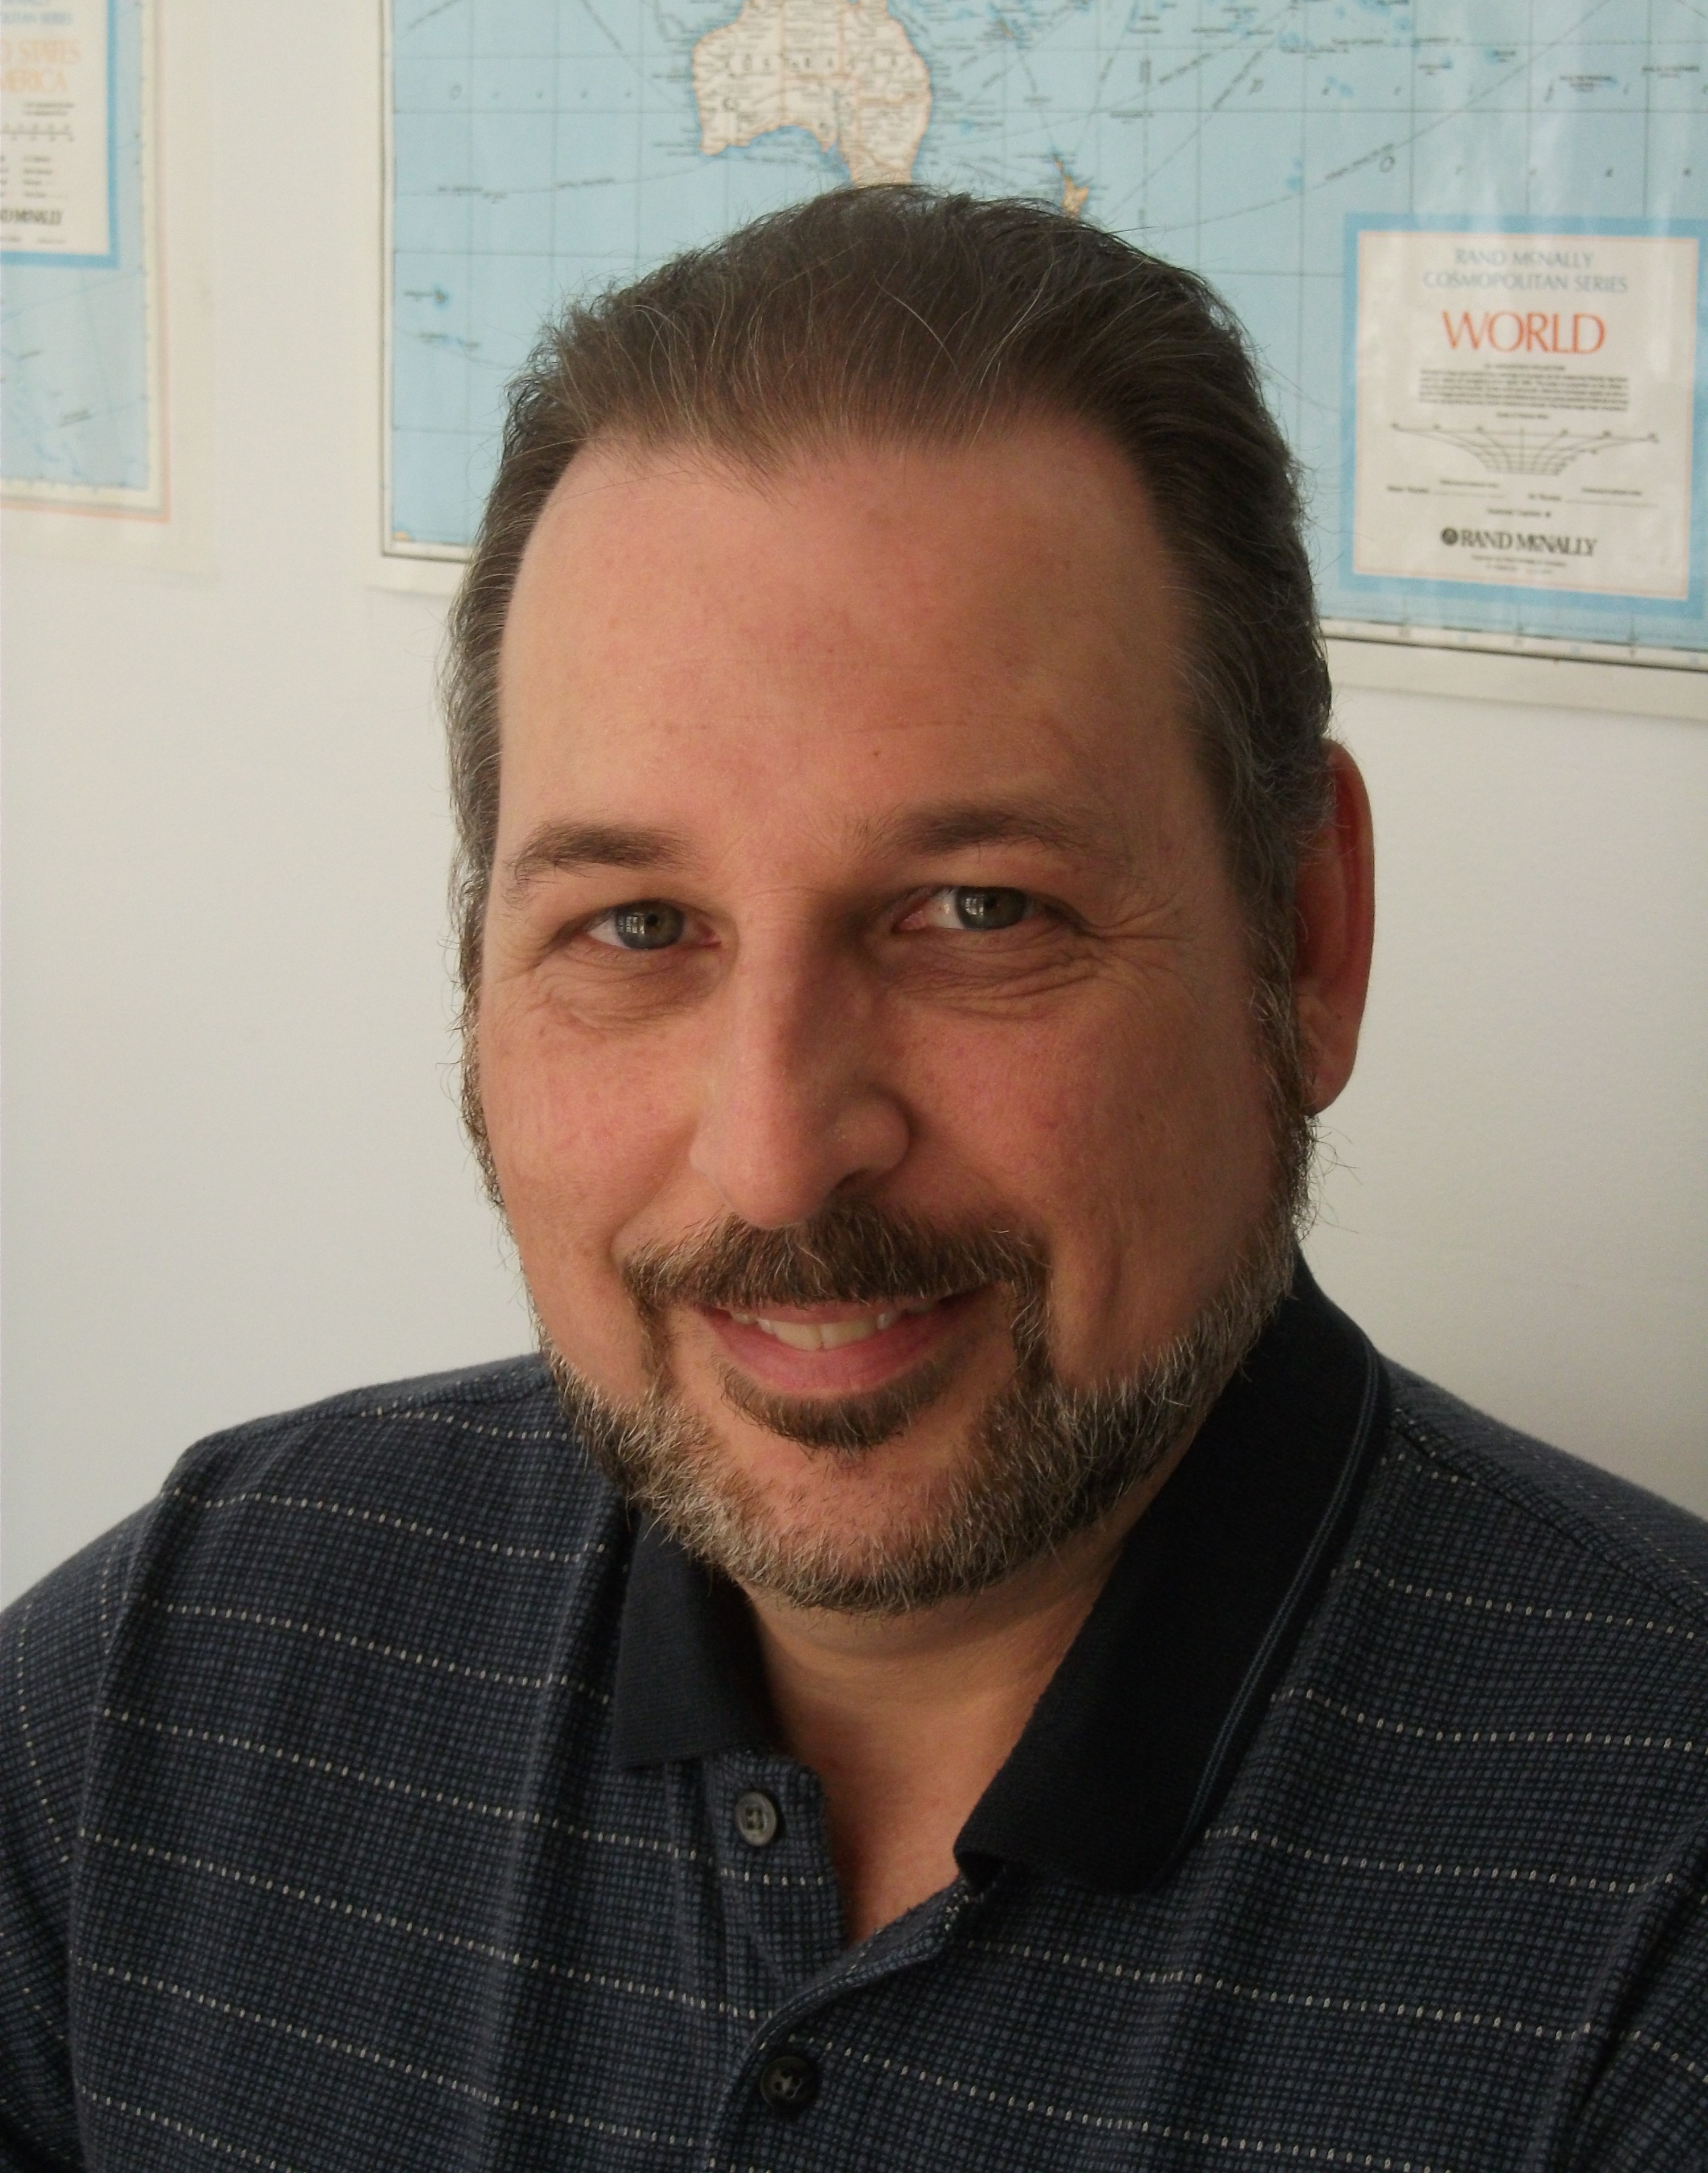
541, 1188, 1301, 1618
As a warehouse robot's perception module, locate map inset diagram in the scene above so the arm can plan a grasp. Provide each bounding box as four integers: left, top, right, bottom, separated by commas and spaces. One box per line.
1393, 421, 1662, 477
382, 0, 1705, 657
387, 0, 1703, 561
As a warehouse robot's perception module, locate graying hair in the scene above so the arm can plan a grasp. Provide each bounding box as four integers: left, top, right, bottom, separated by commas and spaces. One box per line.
543, 1189, 1301, 1616
445, 186, 1333, 1031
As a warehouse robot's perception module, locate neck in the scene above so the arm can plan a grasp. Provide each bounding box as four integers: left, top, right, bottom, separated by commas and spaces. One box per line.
741, 1454, 1182, 1944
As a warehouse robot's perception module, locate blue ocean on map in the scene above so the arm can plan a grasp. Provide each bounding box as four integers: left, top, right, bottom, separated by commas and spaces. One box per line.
388, 0, 1706, 655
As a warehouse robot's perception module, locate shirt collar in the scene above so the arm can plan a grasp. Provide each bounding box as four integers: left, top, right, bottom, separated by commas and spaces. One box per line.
610, 1260, 1387, 1892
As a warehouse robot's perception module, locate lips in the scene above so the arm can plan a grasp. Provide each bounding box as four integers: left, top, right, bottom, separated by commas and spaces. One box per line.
699, 1289, 979, 1400
723, 1297, 943, 1352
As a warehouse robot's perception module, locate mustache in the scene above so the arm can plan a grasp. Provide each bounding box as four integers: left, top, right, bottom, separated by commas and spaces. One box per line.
622, 1199, 1048, 1325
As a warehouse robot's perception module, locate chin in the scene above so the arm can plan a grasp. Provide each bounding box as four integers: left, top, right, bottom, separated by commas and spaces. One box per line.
538, 1182, 1299, 1614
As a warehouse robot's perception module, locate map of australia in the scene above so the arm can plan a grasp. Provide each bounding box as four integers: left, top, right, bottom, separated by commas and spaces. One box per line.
388, 0, 1704, 663
693, 0, 931, 187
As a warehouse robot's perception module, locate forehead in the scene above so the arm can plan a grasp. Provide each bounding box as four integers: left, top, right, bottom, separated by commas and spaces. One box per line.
495, 420, 1196, 855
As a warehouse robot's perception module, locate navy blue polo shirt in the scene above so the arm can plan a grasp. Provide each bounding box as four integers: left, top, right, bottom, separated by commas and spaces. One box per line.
4, 1269, 1707, 2169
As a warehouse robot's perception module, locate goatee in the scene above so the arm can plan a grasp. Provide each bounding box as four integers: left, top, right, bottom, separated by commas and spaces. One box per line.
543, 1188, 1300, 1618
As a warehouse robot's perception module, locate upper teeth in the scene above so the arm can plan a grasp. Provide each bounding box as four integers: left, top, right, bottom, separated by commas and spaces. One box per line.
725, 1299, 938, 1352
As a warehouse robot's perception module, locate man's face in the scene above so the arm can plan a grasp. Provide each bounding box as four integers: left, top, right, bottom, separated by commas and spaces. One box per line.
478, 419, 1294, 1604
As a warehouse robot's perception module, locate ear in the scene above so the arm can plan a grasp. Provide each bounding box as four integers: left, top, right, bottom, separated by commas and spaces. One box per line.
1292, 743, 1375, 1116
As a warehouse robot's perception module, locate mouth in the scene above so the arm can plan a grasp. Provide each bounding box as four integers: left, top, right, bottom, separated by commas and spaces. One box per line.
697, 1289, 981, 1399
722, 1296, 943, 1351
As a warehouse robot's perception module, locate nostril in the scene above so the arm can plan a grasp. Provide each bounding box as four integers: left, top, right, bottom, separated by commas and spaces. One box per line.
688, 1079, 912, 1233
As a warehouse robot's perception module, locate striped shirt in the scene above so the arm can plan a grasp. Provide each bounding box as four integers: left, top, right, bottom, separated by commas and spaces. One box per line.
4, 1272, 1707, 2170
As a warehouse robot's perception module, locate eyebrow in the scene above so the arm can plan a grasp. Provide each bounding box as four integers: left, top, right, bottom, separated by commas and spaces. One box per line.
871, 799, 1124, 870
500, 797, 1126, 906
502, 820, 690, 903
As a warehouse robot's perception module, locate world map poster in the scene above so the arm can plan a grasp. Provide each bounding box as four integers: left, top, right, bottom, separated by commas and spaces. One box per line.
385, 0, 1706, 667
1, 0, 162, 515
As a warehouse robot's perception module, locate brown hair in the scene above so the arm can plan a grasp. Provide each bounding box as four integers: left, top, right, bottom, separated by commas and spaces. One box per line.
445, 186, 1332, 1015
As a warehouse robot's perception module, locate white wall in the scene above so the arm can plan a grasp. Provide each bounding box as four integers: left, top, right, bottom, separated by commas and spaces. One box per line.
3, 1, 1705, 1603
1311, 690, 1707, 1520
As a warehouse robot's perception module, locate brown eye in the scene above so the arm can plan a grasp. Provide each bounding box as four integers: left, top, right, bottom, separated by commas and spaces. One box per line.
948, 886, 1029, 931
591, 901, 687, 951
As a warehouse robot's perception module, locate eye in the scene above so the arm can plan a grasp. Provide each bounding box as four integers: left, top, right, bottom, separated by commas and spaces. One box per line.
907, 885, 1034, 933
586, 900, 688, 951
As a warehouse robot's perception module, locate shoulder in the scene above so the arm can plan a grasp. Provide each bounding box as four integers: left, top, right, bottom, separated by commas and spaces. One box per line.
1298, 1358, 1708, 1823
80, 1351, 629, 1647
1273, 1356, 1708, 1868
1374, 1363, 1708, 1629
161, 1348, 572, 1496
0, 1356, 627, 2161
0, 1351, 623, 1901
144, 1351, 589, 1549
1312, 1370, 1708, 2159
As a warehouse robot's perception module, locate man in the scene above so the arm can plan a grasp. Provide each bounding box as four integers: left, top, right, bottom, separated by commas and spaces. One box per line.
2, 190, 1704, 2171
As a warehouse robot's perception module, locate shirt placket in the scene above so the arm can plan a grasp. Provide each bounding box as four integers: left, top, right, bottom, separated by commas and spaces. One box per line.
696, 1748, 992, 2170
699, 1750, 843, 2011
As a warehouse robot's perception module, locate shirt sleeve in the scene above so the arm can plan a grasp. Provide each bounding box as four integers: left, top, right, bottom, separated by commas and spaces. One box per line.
1562, 1809, 1708, 2169
0, 1516, 148, 2173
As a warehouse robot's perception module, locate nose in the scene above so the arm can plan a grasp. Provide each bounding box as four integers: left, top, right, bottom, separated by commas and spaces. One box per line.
687, 933, 910, 1229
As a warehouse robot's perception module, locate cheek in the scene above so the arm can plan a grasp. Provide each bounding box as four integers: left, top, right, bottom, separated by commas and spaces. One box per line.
922, 985, 1275, 1373
477, 993, 695, 1377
